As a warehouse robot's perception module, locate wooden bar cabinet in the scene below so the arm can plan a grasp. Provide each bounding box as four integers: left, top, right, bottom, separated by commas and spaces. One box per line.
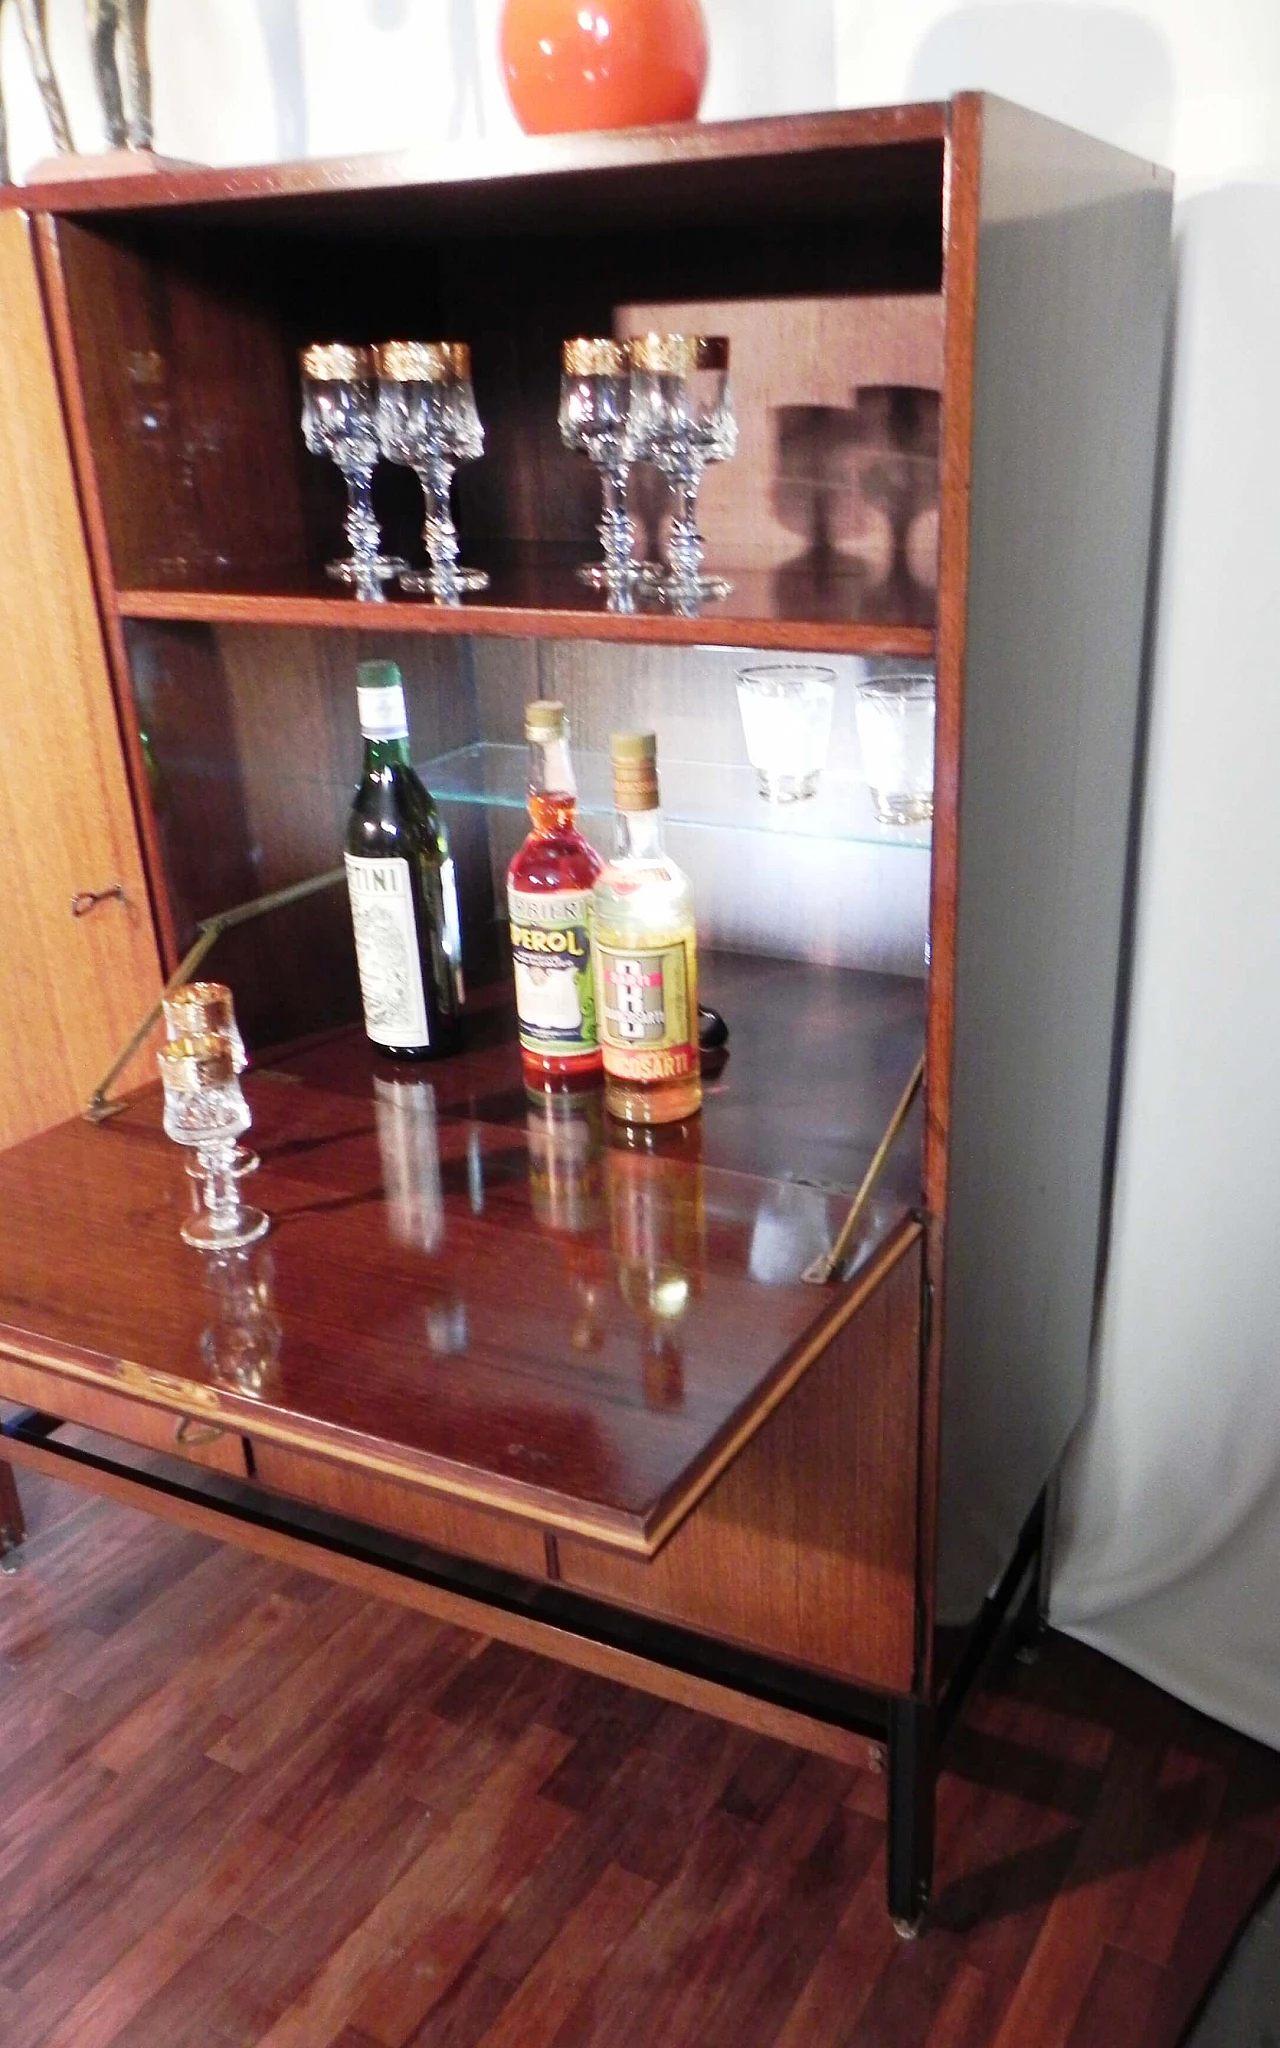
0, 95, 1171, 1928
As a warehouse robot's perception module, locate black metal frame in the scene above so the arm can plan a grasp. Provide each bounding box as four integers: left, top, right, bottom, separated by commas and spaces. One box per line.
0, 1408, 1048, 1929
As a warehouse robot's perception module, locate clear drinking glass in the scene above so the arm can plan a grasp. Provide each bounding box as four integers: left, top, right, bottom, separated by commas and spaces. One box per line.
854, 669, 936, 826
735, 664, 836, 803
559, 338, 656, 599
626, 334, 738, 604
374, 341, 489, 603
158, 1034, 270, 1251
162, 981, 258, 1176
300, 343, 405, 598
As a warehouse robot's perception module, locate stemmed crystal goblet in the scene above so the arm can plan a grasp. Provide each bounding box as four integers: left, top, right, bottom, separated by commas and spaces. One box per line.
625, 334, 738, 604
374, 342, 489, 603
163, 981, 259, 1177
159, 1035, 270, 1252
558, 338, 656, 599
300, 343, 405, 598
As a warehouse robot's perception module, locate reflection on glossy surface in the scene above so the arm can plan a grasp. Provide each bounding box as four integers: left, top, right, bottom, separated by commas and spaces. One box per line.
749, 1177, 834, 1285
526, 1085, 607, 1353
425, 1299, 469, 1354
199, 1247, 282, 1398
374, 1071, 444, 1252
523, 1085, 704, 1400
608, 1117, 704, 1411
374, 1071, 469, 1345
526, 1084, 606, 1236
126, 349, 233, 582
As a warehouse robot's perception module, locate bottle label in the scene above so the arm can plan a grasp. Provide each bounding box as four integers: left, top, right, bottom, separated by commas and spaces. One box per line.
345, 854, 430, 1048
357, 683, 409, 740
595, 937, 698, 1083
509, 885, 598, 1058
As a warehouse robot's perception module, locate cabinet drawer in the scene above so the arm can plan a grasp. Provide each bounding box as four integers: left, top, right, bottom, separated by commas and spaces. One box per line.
0, 1354, 250, 1477
558, 1238, 922, 1695
249, 1440, 548, 1580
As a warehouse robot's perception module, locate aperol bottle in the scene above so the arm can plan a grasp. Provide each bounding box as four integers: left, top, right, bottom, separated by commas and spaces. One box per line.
507, 701, 604, 1084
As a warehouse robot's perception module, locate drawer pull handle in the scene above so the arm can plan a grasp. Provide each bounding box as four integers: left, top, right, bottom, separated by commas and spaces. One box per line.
71, 884, 126, 919
175, 1415, 225, 1449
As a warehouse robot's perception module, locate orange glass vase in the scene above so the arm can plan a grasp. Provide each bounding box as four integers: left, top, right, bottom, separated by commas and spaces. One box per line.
500, 0, 709, 136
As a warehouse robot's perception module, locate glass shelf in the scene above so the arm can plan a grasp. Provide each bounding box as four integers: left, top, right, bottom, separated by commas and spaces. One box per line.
422, 743, 932, 851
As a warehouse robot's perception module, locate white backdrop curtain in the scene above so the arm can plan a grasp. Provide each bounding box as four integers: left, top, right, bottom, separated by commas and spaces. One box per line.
1049, 182, 1280, 1748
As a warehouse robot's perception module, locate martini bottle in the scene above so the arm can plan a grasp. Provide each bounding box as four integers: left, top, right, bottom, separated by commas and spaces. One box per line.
344, 659, 464, 1060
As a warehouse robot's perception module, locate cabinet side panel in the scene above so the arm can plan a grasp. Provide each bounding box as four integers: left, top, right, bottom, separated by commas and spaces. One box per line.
558, 1234, 922, 1695
936, 100, 1171, 1628
0, 211, 163, 1144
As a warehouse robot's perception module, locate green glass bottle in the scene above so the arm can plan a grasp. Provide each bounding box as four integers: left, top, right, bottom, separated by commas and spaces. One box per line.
344, 659, 464, 1060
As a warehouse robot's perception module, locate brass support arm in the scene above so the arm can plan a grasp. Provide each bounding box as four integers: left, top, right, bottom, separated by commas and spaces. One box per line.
803, 1051, 925, 1285
84, 867, 345, 1123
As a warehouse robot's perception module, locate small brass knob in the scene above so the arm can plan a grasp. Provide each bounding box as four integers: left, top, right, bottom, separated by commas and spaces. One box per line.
71, 884, 126, 919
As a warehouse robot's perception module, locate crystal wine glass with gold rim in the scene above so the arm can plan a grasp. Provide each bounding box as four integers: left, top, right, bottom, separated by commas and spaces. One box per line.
162, 981, 258, 1177
300, 343, 406, 598
559, 337, 659, 600
625, 333, 738, 605
374, 342, 489, 603
158, 1035, 269, 1252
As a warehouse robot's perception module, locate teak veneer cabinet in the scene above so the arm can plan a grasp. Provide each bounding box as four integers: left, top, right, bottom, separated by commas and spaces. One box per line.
0, 96, 1171, 1927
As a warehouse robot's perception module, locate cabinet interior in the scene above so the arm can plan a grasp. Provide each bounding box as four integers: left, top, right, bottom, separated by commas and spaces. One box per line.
53, 140, 944, 640
47, 123, 949, 1214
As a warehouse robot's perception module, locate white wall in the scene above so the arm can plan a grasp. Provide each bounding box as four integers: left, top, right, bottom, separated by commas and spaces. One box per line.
1, 0, 834, 177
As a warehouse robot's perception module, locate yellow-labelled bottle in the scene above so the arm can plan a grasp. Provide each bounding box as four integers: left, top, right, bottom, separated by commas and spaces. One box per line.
591, 732, 702, 1125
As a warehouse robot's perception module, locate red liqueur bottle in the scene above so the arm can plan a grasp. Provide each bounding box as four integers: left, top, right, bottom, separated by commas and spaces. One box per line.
507, 700, 604, 1084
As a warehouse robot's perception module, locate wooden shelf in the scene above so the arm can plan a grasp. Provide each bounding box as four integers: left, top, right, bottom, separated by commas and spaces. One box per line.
117, 559, 936, 656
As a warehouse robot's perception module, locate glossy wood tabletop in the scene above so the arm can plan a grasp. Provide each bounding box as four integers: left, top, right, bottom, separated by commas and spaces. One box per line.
0, 955, 924, 1554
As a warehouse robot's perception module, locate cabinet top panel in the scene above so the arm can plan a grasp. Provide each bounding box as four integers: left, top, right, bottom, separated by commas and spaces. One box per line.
6, 105, 947, 236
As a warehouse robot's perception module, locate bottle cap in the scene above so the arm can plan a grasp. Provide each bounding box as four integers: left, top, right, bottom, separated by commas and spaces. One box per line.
357, 659, 403, 691
610, 731, 659, 811
357, 661, 409, 740
526, 699, 567, 739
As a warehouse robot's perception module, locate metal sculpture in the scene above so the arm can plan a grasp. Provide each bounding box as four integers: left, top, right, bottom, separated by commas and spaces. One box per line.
0, 0, 72, 185
0, 0, 151, 185
88, 0, 152, 152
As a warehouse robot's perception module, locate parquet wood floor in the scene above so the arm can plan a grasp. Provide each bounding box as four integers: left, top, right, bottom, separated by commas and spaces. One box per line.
1, 1464, 1277, 2048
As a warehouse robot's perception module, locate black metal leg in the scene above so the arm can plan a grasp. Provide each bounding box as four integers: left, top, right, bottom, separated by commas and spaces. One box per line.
1014, 1485, 1053, 1662
0, 1456, 26, 1574
887, 1697, 935, 1935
